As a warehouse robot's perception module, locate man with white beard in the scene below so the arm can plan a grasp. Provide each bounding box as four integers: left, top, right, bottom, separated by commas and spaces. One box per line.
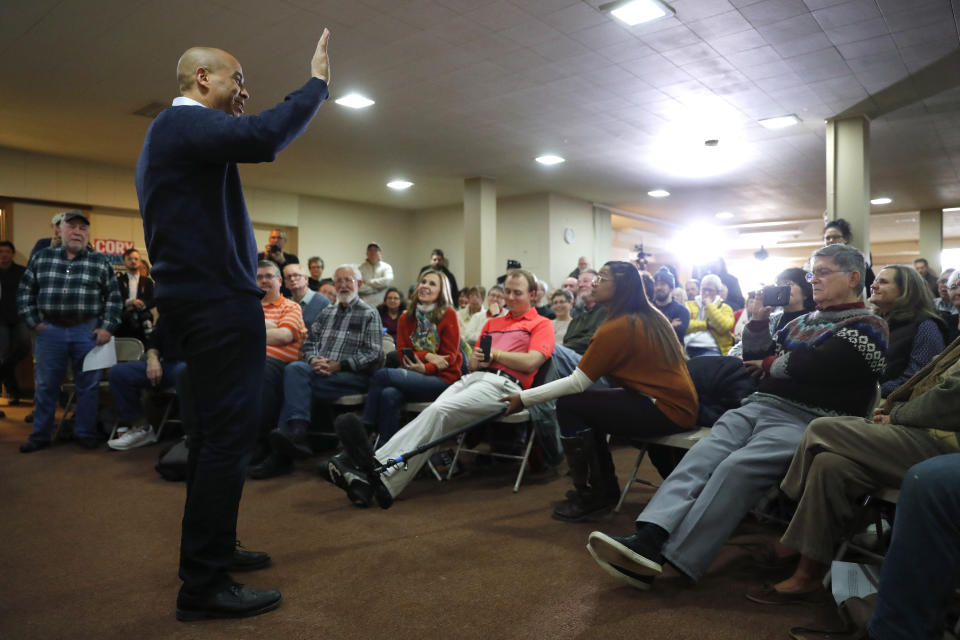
270, 264, 382, 459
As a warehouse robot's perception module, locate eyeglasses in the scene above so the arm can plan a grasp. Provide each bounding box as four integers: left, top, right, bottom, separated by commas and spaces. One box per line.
285, 273, 305, 280
594, 275, 611, 284
256, 274, 278, 281
805, 268, 848, 282
950, 284, 960, 291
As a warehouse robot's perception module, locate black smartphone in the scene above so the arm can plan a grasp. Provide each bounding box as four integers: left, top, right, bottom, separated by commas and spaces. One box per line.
479, 334, 493, 362
401, 348, 415, 362
762, 285, 791, 307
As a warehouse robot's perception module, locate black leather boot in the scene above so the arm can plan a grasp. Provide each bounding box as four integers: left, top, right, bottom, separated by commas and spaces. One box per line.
553, 430, 619, 521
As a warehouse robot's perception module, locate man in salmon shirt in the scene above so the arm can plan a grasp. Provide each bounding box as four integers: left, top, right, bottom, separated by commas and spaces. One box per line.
326, 269, 554, 508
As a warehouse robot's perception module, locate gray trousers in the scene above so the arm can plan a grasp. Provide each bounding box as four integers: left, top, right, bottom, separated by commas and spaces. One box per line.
780, 416, 959, 563
638, 401, 811, 581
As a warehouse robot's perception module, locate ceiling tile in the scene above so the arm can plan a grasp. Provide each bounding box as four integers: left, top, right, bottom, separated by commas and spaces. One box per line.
595, 39, 657, 63
498, 19, 567, 45
568, 20, 636, 48
665, 41, 721, 65
822, 16, 890, 45
784, 46, 851, 80
835, 34, 899, 60
739, 0, 812, 27
528, 33, 593, 59
725, 45, 784, 67
891, 22, 959, 48
638, 25, 704, 52
707, 28, 768, 55
540, 1, 608, 34
770, 33, 834, 57
879, 0, 955, 33
687, 10, 753, 40
669, 0, 737, 21
811, 0, 881, 29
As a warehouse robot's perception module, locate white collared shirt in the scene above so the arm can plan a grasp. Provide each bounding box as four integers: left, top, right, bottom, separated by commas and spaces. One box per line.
171, 96, 206, 108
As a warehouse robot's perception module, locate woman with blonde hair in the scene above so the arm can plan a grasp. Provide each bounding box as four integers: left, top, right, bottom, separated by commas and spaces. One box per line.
870, 264, 945, 396
363, 269, 463, 441
503, 261, 698, 521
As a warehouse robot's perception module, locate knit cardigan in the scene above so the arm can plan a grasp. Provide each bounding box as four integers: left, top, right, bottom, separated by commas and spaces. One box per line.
742, 303, 889, 418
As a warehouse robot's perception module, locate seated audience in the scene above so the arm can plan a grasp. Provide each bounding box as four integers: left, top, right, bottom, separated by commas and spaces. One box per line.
551, 289, 574, 344
377, 287, 405, 343
457, 289, 469, 310
307, 256, 324, 292
247, 261, 307, 478
684, 278, 699, 301
283, 263, 329, 327
869, 265, 945, 397
463, 285, 504, 345
106, 319, 185, 450
363, 270, 462, 442
457, 286, 484, 329
324, 269, 554, 508
0, 241, 29, 404
533, 278, 555, 319
503, 262, 697, 521
867, 454, 960, 640
683, 274, 734, 357
824, 217, 875, 290
584, 244, 888, 590
318, 279, 336, 304
115, 248, 156, 342
914, 257, 939, 297
418, 249, 459, 303
704, 258, 744, 311
935, 268, 956, 316
745, 337, 960, 604
562, 277, 578, 298
552, 270, 608, 376
670, 287, 685, 306
728, 267, 815, 358
269, 265, 382, 460
652, 267, 689, 343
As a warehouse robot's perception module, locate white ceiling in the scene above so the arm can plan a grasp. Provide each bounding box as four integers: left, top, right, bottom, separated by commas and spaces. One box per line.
1, 0, 959, 232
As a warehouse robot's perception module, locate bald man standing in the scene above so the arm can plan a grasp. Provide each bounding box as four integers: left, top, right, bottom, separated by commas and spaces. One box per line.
135, 32, 331, 621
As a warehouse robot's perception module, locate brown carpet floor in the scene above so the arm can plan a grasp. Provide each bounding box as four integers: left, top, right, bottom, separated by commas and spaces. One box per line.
0, 403, 844, 640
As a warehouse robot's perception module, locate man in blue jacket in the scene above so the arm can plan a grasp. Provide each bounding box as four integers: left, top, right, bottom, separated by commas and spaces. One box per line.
135, 31, 332, 621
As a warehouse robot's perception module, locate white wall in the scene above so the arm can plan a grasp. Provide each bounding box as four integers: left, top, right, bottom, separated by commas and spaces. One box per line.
495, 194, 550, 290
409, 204, 464, 289
548, 193, 597, 288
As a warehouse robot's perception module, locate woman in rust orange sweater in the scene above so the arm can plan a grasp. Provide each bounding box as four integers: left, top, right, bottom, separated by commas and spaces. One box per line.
363, 269, 463, 442
504, 261, 698, 521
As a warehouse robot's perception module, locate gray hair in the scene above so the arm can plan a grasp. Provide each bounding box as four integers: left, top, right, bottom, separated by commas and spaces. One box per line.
257, 260, 281, 278
947, 270, 960, 290
334, 264, 362, 281
812, 243, 867, 295
700, 274, 722, 291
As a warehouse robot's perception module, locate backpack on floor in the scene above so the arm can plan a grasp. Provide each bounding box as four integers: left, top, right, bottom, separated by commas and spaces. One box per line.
156, 437, 189, 482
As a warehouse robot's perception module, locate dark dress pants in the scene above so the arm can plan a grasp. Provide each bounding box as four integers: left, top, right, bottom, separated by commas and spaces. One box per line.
159, 295, 265, 595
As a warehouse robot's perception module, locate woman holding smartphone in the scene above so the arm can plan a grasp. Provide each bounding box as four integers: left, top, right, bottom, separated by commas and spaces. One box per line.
502, 261, 698, 521
363, 270, 463, 442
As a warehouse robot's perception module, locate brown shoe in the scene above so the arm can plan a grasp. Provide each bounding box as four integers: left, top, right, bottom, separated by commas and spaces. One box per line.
745, 583, 828, 605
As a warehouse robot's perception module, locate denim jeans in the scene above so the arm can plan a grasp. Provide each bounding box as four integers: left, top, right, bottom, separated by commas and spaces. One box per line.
362, 367, 450, 440
107, 359, 185, 423
277, 360, 370, 428
869, 453, 960, 640
31, 319, 99, 442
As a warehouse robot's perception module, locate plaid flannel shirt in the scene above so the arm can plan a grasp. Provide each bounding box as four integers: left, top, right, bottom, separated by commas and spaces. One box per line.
18, 246, 122, 331
301, 296, 382, 373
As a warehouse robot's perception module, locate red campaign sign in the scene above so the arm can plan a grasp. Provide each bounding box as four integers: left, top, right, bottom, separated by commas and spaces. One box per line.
93, 238, 135, 255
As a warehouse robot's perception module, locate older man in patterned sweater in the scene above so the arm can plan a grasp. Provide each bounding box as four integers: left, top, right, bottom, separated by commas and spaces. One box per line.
587, 243, 888, 589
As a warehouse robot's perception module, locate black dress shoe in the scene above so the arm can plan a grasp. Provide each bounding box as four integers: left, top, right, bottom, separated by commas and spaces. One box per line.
176, 583, 282, 621
269, 426, 313, 460
19, 440, 50, 453
247, 453, 293, 480
228, 543, 271, 572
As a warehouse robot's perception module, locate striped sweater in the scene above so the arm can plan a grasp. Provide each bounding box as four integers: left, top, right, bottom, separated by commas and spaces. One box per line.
742, 303, 888, 418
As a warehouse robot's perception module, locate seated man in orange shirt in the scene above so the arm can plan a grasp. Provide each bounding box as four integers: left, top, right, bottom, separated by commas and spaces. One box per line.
248, 260, 306, 479
326, 269, 554, 508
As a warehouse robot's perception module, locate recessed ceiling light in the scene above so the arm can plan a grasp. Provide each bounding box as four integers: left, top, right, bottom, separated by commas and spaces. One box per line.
535, 155, 565, 165
715, 211, 734, 219
601, 0, 675, 26
943, 206, 960, 212
335, 94, 375, 109
387, 180, 413, 191
648, 189, 670, 198
870, 197, 892, 205
758, 114, 801, 130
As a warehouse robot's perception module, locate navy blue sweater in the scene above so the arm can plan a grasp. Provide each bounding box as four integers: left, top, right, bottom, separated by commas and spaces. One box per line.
135, 78, 329, 300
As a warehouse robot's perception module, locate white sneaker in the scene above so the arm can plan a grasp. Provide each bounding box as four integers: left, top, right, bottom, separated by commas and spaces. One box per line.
108, 426, 157, 451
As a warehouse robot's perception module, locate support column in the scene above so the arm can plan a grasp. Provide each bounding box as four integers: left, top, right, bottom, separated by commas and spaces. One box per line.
826, 116, 871, 256
918, 208, 943, 273
592, 205, 612, 268
463, 177, 497, 287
